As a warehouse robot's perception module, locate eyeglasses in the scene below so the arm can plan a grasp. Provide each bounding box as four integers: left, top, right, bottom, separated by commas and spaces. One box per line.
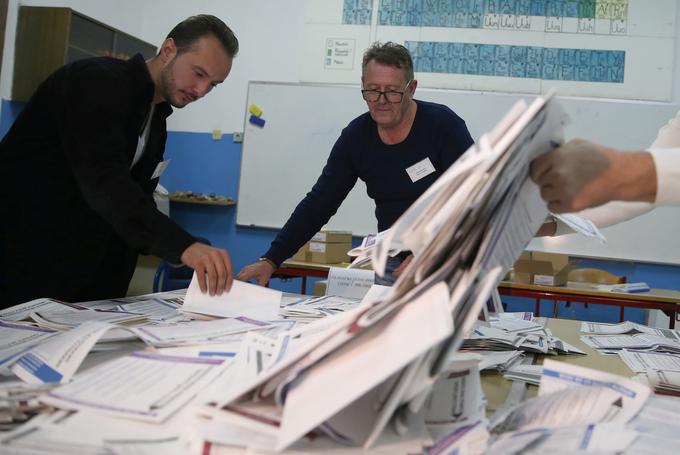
361, 80, 412, 103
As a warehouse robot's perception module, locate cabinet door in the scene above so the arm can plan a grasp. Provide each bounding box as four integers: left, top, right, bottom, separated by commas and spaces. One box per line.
67, 13, 114, 62
114, 33, 157, 60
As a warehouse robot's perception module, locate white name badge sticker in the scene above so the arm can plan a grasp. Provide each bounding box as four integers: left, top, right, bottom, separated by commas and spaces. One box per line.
405, 157, 435, 183
151, 160, 171, 179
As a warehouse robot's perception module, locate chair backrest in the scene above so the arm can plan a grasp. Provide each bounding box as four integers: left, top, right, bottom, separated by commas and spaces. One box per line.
152, 237, 211, 292
568, 268, 626, 285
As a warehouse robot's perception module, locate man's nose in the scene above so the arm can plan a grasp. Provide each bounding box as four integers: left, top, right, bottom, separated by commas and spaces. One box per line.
195, 81, 213, 98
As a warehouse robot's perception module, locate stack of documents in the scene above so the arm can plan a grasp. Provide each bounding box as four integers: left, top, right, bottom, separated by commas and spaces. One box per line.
489, 359, 648, 453
462, 320, 584, 356
581, 333, 680, 354
474, 350, 525, 372
279, 295, 362, 321
29, 303, 148, 330
644, 370, 680, 396
502, 364, 543, 385
188, 92, 570, 451
0, 382, 56, 431
618, 349, 680, 373
489, 360, 680, 454
581, 320, 679, 337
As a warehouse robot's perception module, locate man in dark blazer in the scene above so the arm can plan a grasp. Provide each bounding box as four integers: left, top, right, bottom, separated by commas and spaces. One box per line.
0, 15, 237, 307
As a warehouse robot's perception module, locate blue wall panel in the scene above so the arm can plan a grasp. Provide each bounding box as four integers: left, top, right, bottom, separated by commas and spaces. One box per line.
159, 131, 318, 294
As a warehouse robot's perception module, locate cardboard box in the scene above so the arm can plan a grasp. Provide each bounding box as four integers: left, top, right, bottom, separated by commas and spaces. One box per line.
512, 252, 577, 286
313, 279, 327, 296
308, 241, 351, 264
291, 242, 310, 262
310, 230, 352, 243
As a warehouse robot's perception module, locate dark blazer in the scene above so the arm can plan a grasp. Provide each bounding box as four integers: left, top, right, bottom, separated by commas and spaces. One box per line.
0, 54, 195, 305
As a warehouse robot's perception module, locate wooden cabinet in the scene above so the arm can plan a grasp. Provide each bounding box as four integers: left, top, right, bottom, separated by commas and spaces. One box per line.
12, 6, 157, 101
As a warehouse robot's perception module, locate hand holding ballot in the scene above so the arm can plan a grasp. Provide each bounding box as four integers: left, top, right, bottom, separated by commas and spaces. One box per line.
530, 139, 657, 213
180, 242, 234, 295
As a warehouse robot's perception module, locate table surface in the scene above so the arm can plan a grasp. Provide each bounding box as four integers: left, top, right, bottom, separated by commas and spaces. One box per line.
499, 280, 680, 303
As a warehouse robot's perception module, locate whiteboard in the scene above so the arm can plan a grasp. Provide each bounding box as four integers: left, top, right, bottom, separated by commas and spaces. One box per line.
237, 81, 680, 265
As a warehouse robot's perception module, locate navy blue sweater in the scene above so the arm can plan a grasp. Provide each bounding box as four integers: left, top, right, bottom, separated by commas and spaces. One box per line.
264, 99, 474, 266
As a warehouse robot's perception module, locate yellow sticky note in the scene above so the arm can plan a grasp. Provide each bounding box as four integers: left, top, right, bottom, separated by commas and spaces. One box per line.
249, 104, 263, 117
212, 130, 223, 140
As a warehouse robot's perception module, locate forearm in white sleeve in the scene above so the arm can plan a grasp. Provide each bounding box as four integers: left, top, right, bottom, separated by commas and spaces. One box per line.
553, 111, 680, 236
647, 148, 680, 205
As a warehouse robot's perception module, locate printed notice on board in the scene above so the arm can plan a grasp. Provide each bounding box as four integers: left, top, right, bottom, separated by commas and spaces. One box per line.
326, 267, 374, 299
324, 38, 355, 70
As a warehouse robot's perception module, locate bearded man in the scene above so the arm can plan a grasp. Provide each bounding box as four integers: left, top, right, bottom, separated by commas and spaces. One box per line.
0, 15, 237, 306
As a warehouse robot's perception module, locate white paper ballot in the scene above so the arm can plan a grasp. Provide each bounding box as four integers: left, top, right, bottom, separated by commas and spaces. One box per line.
277, 282, 454, 451
619, 350, 680, 373
0, 298, 66, 322
131, 317, 273, 347
0, 321, 57, 369
492, 360, 650, 434
360, 284, 392, 305
326, 267, 375, 299
182, 274, 281, 320
41, 351, 227, 423
11, 321, 115, 384
553, 213, 607, 242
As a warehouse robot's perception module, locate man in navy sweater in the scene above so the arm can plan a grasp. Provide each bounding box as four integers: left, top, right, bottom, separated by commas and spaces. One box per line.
237, 42, 474, 286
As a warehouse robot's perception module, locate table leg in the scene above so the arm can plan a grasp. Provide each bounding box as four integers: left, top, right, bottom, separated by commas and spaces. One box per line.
301, 276, 307, 295
671, 312, 676, 330
535, 298, 541, 317
619, 306, 625, 322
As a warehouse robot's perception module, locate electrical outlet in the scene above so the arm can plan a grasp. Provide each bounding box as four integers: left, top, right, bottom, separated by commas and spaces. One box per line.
233, 132, 244, 143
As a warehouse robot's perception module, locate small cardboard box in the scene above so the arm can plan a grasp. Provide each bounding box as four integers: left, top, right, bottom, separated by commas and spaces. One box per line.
291, 242, 310, 262
308, 241, 351, 264
313, 279, 327, 296
513, 252, 577, 286
310, 230, 352, 243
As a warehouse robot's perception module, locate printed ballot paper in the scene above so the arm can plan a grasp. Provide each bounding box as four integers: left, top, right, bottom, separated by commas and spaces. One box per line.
182, 273, 281, 320
491, 359, 649, 433
0, 321, 57, 372
41, 351, 228, 423
12, 321, 118, 384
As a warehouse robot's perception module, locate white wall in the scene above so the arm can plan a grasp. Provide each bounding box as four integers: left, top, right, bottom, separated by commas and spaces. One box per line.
1, 0, 679, 133
0, 0, 305, 132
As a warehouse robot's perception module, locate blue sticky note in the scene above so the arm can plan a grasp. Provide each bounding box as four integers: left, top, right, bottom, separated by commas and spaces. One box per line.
249, 114, 265, 127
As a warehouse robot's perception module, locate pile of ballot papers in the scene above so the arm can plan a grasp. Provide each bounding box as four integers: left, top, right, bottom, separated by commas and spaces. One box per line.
10, 92, 672, 454
580, 322, 680, 399
186, 92, 572, 452
462, 319, 585, 356
580, 321, 680, 356
485, 359, 680, 454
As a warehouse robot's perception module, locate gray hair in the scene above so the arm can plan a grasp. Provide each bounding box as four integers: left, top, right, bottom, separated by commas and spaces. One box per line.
361, 41, 414, 82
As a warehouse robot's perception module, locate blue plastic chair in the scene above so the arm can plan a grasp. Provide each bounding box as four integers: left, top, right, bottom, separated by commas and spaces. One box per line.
152, 237, 211, 292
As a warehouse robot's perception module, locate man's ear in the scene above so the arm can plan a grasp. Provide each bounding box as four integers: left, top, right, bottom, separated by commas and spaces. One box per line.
409, 79, 418, 94
159, 38, 178, 64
